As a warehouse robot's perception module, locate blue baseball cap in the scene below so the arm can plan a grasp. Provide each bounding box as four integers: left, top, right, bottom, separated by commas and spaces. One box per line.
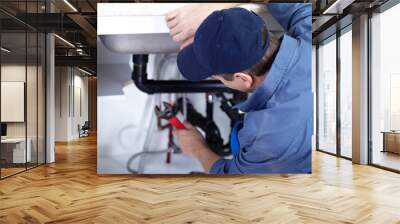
177, 7, 269, 81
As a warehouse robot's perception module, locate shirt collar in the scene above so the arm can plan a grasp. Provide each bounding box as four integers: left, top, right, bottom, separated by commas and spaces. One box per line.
235, 34, 299, 112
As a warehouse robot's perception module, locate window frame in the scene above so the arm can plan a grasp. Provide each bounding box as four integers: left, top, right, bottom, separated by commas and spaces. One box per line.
367, 0, 400, 173
0, 0, 48, 180
315, 24, 353, 161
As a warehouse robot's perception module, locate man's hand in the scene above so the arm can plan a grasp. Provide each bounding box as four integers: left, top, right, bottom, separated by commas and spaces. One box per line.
165, 3, 241, 49
173, 121, 207, 157
173, 121, 222, 173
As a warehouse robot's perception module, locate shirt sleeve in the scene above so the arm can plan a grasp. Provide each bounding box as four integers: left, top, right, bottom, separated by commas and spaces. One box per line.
209, 132, 296, 174
209, 156, 255, 174
210, 157, 244, 174
267, 3, 312, 43
209, 158, 232, 174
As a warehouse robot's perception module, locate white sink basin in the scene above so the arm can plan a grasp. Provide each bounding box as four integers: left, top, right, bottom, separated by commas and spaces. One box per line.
97, 3, 277, 54
99, 34, 180, 54
98, 3, 185, 54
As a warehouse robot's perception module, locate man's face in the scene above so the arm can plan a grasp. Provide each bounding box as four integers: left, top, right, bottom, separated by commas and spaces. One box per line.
212, 73, 255, 93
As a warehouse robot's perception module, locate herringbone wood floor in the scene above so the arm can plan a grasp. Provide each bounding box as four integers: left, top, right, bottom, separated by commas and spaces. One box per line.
1, 135, 400, 224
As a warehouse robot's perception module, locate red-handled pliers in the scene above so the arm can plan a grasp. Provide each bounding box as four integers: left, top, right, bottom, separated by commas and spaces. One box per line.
155, 102, 185, 129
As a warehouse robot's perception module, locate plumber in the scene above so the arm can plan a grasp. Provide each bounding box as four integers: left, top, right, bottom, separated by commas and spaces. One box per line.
167, 3, 313, 174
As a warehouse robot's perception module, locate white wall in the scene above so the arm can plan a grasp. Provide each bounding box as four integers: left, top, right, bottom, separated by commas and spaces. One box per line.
1, 65, 26, 130
71, 73, 89, 138
1, 65, 28, 141
55, 66, 68, 141
1, 82, 25, 122
54, 66, 89, 141
1, 65, 41, 138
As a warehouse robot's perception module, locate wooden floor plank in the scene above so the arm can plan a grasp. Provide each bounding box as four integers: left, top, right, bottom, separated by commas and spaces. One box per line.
0, 135, 400, 223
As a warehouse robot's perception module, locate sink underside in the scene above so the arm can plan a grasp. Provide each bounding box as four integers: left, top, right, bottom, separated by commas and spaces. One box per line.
99, 33, 180, 54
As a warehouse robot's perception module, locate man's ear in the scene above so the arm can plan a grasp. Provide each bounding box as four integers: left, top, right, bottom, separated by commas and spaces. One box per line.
233, 72, 253, 89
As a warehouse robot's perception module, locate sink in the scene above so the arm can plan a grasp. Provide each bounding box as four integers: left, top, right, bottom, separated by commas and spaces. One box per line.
99, 33, 180, 54
97, 3, 277, 54
98, 3, 185, 54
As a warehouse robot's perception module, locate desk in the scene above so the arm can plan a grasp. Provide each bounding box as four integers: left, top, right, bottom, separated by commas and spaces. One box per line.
1, 138, 31, 163
382, 131, 400, 155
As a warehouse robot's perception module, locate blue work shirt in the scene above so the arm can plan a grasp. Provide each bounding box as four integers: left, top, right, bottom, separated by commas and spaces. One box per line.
210, 3, 313, 174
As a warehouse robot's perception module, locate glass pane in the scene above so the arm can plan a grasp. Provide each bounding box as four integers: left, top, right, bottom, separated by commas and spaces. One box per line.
371, 3, 400, 171
318, 37, 337, 154
38, 32, 45, 165
1, 17, 28, 177
26, 0, 39, 169
27, 31, 38, 169
340, 29, 352, 158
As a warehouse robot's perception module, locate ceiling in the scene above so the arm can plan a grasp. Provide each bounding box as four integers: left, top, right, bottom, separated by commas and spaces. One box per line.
0, 0, 393, 73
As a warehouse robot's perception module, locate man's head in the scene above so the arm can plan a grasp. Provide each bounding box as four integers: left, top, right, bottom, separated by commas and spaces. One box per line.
177, 7, 280, 93
213, 32, 280, 92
